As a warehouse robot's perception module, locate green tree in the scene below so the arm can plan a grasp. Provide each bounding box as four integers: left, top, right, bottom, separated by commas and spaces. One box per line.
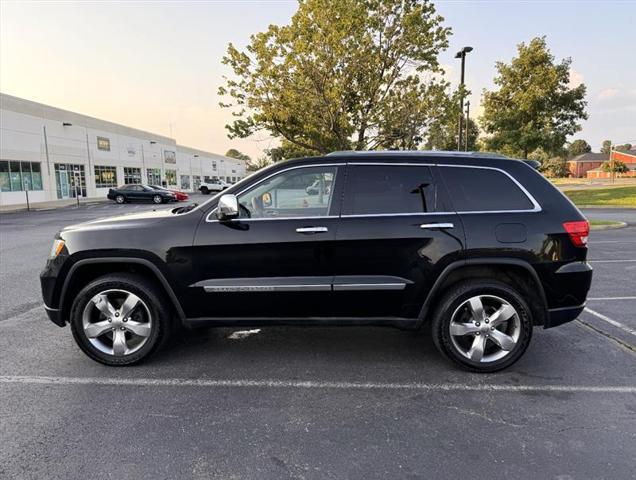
481, 37, 587, 158
601, 160, 629, 174
601, 140, 612, 155
219, 0, 454, 154
567, 139, 591, 158
247, 155, 273, 172
225, 148, 251, 161
616, 143, 632, 152
540, 156, 569, 178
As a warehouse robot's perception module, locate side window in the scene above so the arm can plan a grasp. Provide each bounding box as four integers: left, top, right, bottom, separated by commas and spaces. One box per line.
343, 165, 437, 215
439, 166, 534, 212
237, 166, 338, 219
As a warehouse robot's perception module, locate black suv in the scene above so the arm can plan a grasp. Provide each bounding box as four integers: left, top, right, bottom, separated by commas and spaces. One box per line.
41, 152, 592, 372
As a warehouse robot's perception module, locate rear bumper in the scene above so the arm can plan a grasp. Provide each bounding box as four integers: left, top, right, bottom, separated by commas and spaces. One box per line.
44, 304, 65, 327
544, 303, 585, 329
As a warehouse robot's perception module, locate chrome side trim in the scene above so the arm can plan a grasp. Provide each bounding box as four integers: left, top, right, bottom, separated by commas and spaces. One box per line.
296, 226, 328, 233
205, 163, 345, 223
333, 283, 406, 291
204, 285, 331, 293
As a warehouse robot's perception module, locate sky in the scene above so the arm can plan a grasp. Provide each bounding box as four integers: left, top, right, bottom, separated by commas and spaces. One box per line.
1, 0, 634, 159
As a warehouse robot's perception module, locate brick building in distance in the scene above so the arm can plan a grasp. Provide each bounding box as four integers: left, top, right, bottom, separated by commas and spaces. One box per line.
586, 149, 636, 179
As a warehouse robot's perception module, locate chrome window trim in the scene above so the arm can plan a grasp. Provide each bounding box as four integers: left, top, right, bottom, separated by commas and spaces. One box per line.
333, 283, 406, 291
205, 163, 345, 223
202, 160, 542, 223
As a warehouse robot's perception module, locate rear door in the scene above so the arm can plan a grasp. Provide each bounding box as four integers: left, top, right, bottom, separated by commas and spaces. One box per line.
331, 162, 465, 318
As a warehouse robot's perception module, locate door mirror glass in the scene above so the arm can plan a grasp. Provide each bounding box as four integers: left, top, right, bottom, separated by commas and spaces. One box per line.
216, 194, 239, 221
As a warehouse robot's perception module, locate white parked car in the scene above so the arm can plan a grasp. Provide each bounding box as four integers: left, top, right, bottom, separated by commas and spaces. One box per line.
199, 178, 231, 194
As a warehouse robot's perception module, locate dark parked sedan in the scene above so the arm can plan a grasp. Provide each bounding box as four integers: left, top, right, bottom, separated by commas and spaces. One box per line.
107, 185, 176, 204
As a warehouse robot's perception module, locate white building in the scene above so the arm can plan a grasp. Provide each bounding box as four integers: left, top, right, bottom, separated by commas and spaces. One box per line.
0, 93, 247, 206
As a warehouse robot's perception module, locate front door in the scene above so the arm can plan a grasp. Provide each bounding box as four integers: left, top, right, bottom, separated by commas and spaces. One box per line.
188, 163, 343, 319
331, 163, 465, 318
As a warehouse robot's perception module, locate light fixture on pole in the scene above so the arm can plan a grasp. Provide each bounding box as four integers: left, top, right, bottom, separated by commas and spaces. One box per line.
455, 46, 473, 151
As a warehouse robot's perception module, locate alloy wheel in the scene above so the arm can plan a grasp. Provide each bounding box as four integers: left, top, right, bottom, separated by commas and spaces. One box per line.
449, 295, 520, 363
82, 289, 153, 356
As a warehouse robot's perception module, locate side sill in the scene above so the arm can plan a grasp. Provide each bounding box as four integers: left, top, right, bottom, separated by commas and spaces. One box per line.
183, 317, 420, 330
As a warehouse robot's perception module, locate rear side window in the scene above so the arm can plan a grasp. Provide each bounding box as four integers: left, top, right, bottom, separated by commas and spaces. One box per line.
439, 166, 534, 212
343, 165, 437, 215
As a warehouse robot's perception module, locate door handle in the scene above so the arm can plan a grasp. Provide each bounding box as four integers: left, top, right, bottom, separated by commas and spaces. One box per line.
420, 223, 454, 229
296, 226, 328, 234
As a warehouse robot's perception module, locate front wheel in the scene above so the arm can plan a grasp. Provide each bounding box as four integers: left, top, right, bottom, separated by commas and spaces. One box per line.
153, 194, 163, 204
431, 280, 532, 373
115, 195, 125, 204
70, 273, 172, 366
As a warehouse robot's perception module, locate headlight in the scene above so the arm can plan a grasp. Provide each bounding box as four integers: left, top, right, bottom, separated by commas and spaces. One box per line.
50, 239, 65, 258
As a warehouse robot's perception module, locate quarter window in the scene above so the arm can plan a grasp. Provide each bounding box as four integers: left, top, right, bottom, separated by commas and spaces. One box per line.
94, 165, 117, 188
439, 166, 534, 212
343, 165, 436, 215
238, 166, 337, 219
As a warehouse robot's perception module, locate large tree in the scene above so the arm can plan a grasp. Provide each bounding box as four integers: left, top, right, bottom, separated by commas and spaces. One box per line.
601, 140, 612, 155
225, 148, 251, 161
481, 37, 587, 158
567, 139, 591, 158
219, 0, 454, 155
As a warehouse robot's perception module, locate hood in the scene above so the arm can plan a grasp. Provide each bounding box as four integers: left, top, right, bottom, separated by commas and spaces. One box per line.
61, 207, 175, 233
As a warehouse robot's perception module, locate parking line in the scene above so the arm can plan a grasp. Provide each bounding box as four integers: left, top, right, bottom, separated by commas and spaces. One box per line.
0, 375, 634, 393
584, 307, 636, 336
588, 297, 636, 301
590, 241, 636, 244
588, 260, 636, 263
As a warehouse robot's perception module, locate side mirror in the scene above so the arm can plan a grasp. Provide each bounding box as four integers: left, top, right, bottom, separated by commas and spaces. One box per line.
216, 194, 239, 221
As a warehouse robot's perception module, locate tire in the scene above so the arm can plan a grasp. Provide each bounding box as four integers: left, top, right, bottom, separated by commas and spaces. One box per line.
115, 195, 125, 204
200, 187, 210, 195
70, 273, 172, 366
153, 194, 163, 204
431, 280, 533, 373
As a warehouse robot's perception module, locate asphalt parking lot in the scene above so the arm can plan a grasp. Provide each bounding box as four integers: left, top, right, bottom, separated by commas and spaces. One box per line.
1, 197, 635, 479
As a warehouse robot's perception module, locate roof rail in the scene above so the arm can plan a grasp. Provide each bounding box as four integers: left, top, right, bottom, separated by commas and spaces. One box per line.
326, 150, 511, 159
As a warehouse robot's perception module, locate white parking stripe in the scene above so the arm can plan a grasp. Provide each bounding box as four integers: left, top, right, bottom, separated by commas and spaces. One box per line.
588, 297, 636, 301
588, 260, 636, 263
584, 308, 636, 336
0, 375, 634, 393
590, 241, 636, 244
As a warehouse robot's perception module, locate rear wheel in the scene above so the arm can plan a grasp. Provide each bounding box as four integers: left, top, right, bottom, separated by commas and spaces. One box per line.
431, 280, 532, 373
70, 273, 172, 366
115, 194, 125, 204
200, 186, 209, 195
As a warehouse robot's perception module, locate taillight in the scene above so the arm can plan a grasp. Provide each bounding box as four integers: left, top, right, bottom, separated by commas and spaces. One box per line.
563, 221, 589, 247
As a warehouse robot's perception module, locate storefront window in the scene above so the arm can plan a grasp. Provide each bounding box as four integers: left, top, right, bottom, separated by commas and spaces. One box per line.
180, 175, 191, 190
165, 169, 177, 186
147, 168, 161, 185
123, 167, 142, 184
192, 175, 201, 190
0, 161, 44, 192
55, 163, 86, 199
94, 165, 118, 188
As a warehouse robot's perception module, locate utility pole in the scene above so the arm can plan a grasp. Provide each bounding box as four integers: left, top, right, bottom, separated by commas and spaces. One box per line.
455, 46, 473, 150
464, 101, 470, 152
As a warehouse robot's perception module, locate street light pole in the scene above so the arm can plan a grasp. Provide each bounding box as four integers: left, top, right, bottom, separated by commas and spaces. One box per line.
464, 101, 470, 152
455, 46, 473, 151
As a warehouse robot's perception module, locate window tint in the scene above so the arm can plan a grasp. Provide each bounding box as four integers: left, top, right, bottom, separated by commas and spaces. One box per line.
344, 165, 436, 215
439, 166, 534, 212
238, 166, 337, 219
